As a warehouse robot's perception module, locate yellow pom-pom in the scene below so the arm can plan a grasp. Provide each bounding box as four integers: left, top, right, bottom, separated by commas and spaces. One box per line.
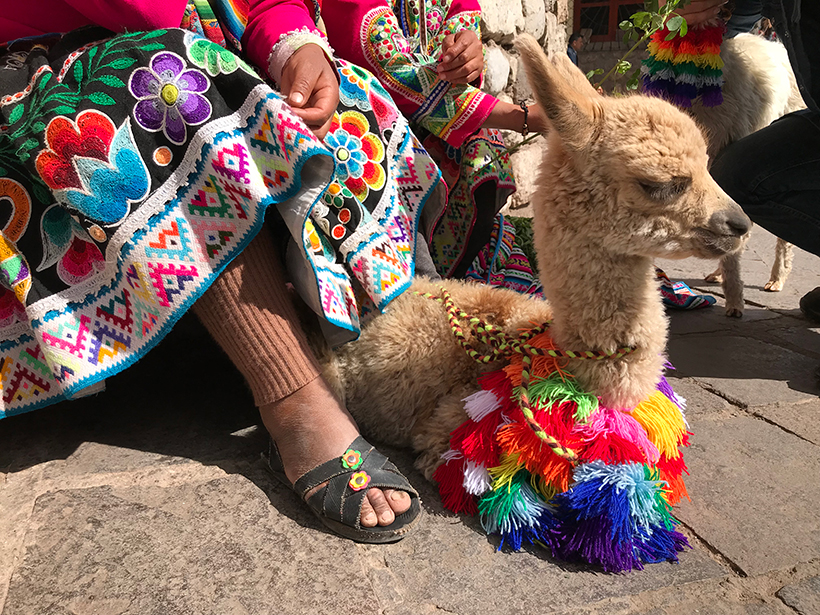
631, 391, 687, 459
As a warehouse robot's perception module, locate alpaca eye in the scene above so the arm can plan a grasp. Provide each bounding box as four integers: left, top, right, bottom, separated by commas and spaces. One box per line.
637, 177, 691, 202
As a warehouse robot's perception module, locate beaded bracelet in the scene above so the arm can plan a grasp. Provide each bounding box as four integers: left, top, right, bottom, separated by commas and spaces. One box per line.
519, 101, 529, 137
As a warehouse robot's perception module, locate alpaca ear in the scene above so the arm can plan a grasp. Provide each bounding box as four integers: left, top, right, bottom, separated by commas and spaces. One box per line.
550, 51, 603, 99
515, 34, 602, 150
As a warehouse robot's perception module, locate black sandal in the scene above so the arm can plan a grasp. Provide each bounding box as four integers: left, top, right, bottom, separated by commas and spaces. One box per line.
264, 435, 423, 543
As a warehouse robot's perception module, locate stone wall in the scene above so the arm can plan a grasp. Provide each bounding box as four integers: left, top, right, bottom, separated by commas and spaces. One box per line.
480, 0, 571, 100
478, 0, 572, 209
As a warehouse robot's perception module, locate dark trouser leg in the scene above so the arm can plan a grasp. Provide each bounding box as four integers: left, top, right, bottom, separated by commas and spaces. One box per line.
711, 109, 820, 257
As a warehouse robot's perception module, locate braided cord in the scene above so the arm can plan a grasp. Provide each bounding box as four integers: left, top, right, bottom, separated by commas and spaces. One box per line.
416, 288, 637, 464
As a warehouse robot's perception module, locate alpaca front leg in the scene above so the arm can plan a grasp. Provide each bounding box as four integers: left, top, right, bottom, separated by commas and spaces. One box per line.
721, 251, 744, 317
764, 238, 794, 292
411, 386, 474, 481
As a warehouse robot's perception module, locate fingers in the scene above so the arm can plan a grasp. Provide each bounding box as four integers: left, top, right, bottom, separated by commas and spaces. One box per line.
667, 0, 726, 26
280, 43, 340, 139
437, 60, 483, 84
437, 30, 482, 83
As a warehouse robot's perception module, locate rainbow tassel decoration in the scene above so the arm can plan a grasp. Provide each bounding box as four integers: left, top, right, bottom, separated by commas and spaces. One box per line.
641, 24, 726, 108
435, 329, 692, 573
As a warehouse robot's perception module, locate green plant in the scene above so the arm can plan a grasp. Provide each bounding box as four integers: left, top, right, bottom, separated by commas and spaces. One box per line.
592, 0, 691, 91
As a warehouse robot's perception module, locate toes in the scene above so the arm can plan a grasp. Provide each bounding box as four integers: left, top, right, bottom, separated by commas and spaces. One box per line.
360, 496, 379, 527
367, 488, 395, 526
382, 489, 411, 515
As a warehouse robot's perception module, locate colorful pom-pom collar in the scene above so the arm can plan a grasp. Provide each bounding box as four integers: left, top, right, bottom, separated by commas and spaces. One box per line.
422, 288, 691, 573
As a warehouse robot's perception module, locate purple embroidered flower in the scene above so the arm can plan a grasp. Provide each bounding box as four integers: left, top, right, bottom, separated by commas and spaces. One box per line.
128, 51, 212, 145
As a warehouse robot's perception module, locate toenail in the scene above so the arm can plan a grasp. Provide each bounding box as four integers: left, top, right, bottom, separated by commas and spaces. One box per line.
364, 513, 377, 524
390, 491, 407, 501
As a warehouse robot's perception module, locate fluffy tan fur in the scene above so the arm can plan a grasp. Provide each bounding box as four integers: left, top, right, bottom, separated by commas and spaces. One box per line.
324, 35, 750, 480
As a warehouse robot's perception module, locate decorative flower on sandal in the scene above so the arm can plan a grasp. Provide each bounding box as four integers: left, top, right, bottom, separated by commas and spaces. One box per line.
348, 471, 371, 491
341, 448, 363, 470
129, 51, 212, 145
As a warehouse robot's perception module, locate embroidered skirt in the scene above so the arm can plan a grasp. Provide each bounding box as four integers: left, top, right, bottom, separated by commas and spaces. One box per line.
0, 27, 443, 418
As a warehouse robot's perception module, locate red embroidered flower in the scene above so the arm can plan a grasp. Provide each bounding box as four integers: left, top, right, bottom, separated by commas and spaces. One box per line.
36, 110, 116, 191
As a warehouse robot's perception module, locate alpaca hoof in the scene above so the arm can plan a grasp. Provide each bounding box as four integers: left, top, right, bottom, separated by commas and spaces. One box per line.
725, 306, 743, 318
764, 279, 784, 292
705, 272, 723, 284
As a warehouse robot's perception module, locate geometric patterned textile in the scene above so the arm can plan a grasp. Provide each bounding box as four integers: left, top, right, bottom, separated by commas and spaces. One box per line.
0, 27, 443, 417
464, 214, 542, 297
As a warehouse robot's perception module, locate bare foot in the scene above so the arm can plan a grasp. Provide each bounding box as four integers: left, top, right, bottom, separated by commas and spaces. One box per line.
260, 377, 412, 528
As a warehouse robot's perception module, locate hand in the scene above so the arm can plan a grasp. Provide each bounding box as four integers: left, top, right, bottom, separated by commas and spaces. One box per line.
280, 44, 339, 140
437, 30, 483, 84
660, 0, 726, 27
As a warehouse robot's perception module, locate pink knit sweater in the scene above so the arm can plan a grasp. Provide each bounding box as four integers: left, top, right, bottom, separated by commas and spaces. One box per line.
0, 0, 321, 79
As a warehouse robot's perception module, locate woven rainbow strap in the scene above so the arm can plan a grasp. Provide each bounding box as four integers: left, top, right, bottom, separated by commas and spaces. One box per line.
641, 23, 726, 108
421, 287, 693, 572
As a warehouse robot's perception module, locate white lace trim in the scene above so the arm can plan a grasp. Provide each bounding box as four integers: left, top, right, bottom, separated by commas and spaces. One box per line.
267, 29, 335, 84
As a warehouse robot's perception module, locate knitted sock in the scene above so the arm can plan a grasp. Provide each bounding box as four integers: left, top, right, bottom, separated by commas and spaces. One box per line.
192, 229, 321, 406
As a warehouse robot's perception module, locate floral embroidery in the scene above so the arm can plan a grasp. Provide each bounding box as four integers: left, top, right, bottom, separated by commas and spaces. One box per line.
35, 110, 150, 227
341, 449, 363, 470
37, 205, 105, 285
348, 471, 371, 491
322, 182, 355, 208
0, 233, 31, 305
185, 34, 257, 77
128, 51, 212, 145
326, 111, 386, 202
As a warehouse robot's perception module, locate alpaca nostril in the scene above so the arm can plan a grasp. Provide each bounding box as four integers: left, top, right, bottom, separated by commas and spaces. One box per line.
710, 209, 752, 237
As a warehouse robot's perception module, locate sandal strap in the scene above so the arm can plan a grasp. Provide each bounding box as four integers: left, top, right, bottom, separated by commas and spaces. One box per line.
293, 436, 418, 529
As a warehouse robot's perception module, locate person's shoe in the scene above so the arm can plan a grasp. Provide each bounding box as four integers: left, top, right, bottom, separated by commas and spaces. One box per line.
799, 287, 820, 323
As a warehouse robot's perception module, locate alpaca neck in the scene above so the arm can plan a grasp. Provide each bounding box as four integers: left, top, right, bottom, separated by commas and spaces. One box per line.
532, 183, 667, 408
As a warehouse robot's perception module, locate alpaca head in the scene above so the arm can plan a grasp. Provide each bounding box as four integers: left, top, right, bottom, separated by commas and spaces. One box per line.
516, 34, 751, 261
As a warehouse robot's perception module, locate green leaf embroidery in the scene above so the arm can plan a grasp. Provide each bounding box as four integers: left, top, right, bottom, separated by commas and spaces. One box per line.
8, 104, 24, 125
18, 138, 38, 152
139, 30, 167, 39
50, 105, 76, 115
37, 72, 53, 89
32, 121, 46, 133
137, 43, 165, 51
32, 181, 51, 204
88, 46, 98, 64
86, 91, 116, 106
104, 57, 137, 70
96, 75, 126, 88
73, 60, 84, 84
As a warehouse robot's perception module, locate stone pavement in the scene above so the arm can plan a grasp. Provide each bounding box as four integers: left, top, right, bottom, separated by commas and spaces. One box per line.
1, 226, 819, 615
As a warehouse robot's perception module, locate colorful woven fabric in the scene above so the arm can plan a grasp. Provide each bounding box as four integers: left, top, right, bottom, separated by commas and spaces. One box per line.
323, 0, 525, 282
432, 305, 692, 572
464, 214, 542, 296
641, 23, 726, 108
0, 26, 443, 417
656, 267, 716, 310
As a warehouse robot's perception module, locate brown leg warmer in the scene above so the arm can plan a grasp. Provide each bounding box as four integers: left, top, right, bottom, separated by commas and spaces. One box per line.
192, 229, 320, 406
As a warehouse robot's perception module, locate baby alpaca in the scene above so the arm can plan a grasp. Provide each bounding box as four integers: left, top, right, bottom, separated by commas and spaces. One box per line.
690, 33, 805, 313
327, 34, 751, 481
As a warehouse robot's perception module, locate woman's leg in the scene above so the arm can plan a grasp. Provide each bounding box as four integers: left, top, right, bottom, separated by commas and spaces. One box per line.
192, 229, 411, 527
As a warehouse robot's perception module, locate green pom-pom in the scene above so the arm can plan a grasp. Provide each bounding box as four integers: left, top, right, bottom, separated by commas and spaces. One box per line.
528, 372, 599, 423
